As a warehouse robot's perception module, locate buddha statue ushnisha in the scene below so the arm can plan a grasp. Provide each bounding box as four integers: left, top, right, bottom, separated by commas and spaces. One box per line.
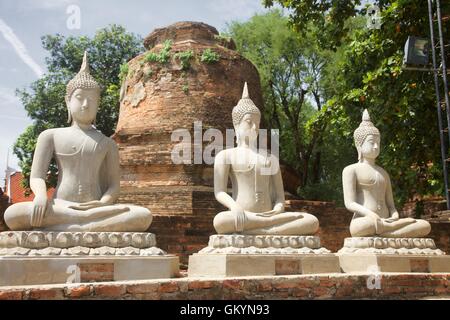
212, 83, 319, 235
342, 109, 431, 238
4, 52, 152, 232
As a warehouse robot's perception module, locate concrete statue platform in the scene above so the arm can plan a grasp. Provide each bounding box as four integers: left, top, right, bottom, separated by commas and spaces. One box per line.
338, 237, 445, 255
197, 234, 330, 254
0, 256, 179, 287
0, 231, 179, 286
188, 235, 340, 277
0, 231, 165, 256
337, 237, 450, 273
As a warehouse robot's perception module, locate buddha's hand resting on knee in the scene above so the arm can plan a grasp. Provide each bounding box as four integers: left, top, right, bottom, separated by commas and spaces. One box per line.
31, 195, 48, 227
69, 200, 108, 211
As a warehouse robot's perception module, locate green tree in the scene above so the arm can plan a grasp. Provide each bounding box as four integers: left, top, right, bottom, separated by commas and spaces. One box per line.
262, 0, 366, 49
14, 25, 143, 191
264, 0, 450, 206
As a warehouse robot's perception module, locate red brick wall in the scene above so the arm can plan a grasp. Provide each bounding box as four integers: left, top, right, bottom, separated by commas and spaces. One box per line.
5, 172, 54, 204
402, 198, 447, 218
5, 172, 34, 203
429, 221, 450, 254
149, 215, 215, 268
286, 200, 352, 252
1, 274, 449, 300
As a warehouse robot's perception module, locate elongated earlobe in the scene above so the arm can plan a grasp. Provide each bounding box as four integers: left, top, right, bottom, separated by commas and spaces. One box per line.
66, 106, 72, 124
65, 97, 72, 124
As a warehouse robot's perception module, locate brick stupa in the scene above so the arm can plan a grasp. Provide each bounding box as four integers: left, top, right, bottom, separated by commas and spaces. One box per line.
114, 22, 300, 264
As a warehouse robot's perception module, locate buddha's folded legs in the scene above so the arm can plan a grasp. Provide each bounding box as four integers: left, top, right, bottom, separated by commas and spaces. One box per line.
350, 216, 376, 237
350, 216, 431, 238
4, 201, 152, 232
244, 212, 319, 235
4, 202, 34, 230
46, 205, 152, 232
378, 219, 431, 238
213, 211, 319, 235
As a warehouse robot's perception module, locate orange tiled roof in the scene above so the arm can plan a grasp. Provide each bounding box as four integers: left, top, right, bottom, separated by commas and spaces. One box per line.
5, 172, 54, 204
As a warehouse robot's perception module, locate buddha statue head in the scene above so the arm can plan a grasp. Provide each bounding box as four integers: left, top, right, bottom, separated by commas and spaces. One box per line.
65, 51, 101, 125
354, 109, 380, 162
232, 82, 261, 146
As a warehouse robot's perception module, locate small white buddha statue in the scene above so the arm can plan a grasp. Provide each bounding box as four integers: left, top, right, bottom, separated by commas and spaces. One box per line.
4, 52, 152, 232
342, 109, 431, 238
212, 83, 319, 235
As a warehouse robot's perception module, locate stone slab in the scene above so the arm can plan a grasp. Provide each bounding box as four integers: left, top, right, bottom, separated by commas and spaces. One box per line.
0, 231, 156, 249
188, 254, 340, 277
0, 231, 165, 256
0, 246, 166, 257
0, 255, 179, 286
338, 237, 445, 255
338, 254, 450, 273
198, 235, 331, 254
207, 234, 322, 249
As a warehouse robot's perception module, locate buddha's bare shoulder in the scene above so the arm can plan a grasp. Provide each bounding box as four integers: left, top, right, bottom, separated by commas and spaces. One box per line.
37, 128, 58, 141
263, 151, 280, 164
375, 165, 390, 178
104, 135, 118, 150
342, 163, 359, 175
89, 129, 117, 151
215, 148, 233, 164
47, 126, 76, 136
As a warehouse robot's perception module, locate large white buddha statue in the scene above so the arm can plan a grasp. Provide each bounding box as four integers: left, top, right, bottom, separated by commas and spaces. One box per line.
4, 52, 152, 232
342, 109, 431, 238
212, 83, 319, 235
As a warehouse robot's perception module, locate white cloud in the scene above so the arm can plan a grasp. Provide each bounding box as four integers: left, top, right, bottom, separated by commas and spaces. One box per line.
0, 87, 28, 121
0, 87, 20, 106
207, 0, 266, 22
0, 135, 23, 180
0, 87, 30, 179
18, 0, 79, 10
0, 114, 29, 121
0, 19, 44, 78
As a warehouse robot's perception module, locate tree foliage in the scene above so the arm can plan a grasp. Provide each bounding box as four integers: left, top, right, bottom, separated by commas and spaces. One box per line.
264, 0, 450, 206
14, 25, 143, 191
263, 0, 367, 49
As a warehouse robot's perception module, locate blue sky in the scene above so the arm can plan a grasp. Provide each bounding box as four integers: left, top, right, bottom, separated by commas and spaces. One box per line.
0, 0, 271, 183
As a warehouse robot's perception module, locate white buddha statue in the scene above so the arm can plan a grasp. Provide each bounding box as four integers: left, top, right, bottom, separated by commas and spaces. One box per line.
4, 52, 152, 232
342, 109, 431, 238
212, 83, 319, 235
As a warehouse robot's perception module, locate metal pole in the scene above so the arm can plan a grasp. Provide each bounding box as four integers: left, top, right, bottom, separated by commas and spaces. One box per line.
428, 0, 450, 209
436, 0, 450, 143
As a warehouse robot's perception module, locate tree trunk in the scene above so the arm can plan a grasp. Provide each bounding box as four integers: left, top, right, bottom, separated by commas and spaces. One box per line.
312, 151, 321, 183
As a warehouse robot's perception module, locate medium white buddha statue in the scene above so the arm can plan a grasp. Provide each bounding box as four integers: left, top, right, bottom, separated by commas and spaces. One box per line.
342, 109, 431, 238
212, 83, 319, 235
4, 52, 152, 232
